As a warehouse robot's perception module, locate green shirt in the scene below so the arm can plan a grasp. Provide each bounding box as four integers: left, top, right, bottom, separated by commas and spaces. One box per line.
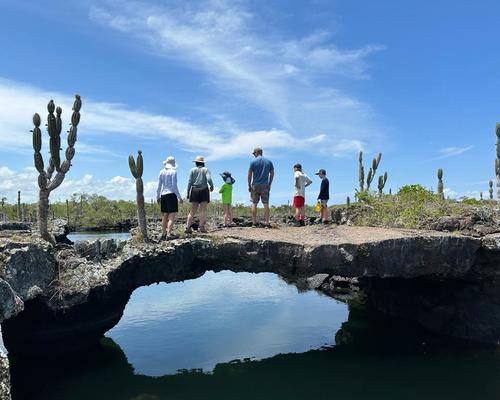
219, 183, 233, 204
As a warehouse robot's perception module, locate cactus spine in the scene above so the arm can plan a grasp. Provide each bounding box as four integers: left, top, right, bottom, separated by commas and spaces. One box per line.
496, 124, 500, 200
378, 172, 388, 196
437, 168, 444, 199
32, 95, 82, 244
358, 151, 364, 192
489, 180, 494, 200
129, 150, 148, 240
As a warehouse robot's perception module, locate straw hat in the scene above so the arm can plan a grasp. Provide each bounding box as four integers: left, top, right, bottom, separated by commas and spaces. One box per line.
163, 156, 177, 169
193, 155, 205, 163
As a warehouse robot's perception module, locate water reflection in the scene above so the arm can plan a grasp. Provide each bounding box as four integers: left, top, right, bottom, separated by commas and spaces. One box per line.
67, 231, 131, 242
7, 271, 500, 400
107, 271, 347, 375
10, 313, 500, 400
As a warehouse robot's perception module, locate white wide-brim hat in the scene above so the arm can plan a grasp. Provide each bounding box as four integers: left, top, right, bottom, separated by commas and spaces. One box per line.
163, 156, 177, 169
193, 155, 205, 163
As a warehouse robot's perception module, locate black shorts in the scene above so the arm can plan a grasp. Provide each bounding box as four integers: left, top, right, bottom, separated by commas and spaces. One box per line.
160, 193, 178, 213
189, 187, 210, 203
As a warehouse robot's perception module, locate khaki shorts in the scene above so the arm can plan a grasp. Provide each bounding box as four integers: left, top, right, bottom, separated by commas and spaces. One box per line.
251, 184, 270, 204
320, 200, 328, 208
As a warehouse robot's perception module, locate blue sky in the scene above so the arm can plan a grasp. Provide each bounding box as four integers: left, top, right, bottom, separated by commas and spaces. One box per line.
0, 0, 499, 204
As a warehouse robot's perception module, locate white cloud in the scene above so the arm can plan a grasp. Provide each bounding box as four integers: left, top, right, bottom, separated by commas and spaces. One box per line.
0, 165, 158, 203
0, 78, 363, 161
438, 146, 473, 158
88, 0, 384, 148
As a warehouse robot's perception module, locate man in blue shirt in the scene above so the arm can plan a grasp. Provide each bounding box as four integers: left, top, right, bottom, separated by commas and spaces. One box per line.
248, 147, 274, 227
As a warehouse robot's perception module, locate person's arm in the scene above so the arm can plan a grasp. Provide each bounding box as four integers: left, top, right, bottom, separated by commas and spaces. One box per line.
206, 168, 214, 191
295, 174, 300, 190
219, 184, 224, 194
248, 168, 253, 192
173, 171, 182, 201
156, 172, 163, 202
268, 162, 274, 187
305, 175, 313, 187
186, 169, 193, 197
318, 179, 326, 199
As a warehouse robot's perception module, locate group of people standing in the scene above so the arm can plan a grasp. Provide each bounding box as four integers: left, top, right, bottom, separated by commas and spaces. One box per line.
156, 147, 330, 240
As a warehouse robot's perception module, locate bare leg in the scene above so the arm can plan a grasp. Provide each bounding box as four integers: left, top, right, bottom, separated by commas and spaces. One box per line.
228, 205, 233, 225
162, 213, 168, 235
300, 206, 305, 221
251, 203, 258, 224
294, 207, 300, 221
223, 204, 229, 226
167, 212, 176, 235
187, 203, 199, 228
199, 202, 208, 228
263, 203, 270, 225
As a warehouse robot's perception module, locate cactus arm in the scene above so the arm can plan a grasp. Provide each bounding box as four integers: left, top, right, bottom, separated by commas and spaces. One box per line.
47, 95, 81, 192
366, 168, 373, 190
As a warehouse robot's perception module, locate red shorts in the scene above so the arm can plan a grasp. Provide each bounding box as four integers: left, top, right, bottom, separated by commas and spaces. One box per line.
293, 196, 305, 208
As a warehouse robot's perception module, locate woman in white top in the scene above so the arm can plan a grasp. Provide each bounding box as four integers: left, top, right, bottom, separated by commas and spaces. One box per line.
156, 156, 183, 240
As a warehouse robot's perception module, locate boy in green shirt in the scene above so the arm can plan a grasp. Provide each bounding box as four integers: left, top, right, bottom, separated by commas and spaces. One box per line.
219, 171, 235, 227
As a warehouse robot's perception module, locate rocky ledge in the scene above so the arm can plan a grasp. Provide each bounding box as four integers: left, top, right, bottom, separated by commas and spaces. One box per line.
0, 225, 498, 358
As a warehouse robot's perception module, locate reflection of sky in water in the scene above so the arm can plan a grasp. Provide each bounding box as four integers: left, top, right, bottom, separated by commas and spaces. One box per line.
107, 271, 348, 376
67, 231, 130, 242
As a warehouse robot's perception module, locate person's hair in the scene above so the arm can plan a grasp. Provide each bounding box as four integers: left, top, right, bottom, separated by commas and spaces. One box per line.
294, 163, 302, 171
195, 162, 205, 167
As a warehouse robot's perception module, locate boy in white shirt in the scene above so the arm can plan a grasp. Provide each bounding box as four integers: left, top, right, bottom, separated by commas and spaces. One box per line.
293, 163, 312, 226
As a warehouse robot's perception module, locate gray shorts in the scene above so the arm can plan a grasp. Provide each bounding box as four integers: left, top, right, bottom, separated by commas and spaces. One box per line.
251, 184, 270, 204
320, 200, 328, 208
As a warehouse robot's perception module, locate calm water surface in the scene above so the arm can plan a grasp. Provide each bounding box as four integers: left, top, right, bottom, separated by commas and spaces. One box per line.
8, 271, 500, 400
67, 231, 131, 242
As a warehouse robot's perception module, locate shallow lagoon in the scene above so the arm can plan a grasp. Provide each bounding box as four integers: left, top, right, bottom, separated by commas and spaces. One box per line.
8, 270, 500, 400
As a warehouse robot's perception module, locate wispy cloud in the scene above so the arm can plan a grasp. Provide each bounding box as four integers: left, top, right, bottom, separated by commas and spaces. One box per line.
0, 78, 368, 161
88, 0, 384, 148
438, 146, 473, 158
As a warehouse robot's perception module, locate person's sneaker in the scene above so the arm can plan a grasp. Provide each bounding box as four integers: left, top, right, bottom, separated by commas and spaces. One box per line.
199, 225, 208, 233
158, 234, 167, 242
167, 233, 180, 240
185, 226, 193, 234
299, 220, 305, 227
264, 223, 272, 229
293, 220, 301, 227
251, 223, 258, 228
322, 220, 330, 225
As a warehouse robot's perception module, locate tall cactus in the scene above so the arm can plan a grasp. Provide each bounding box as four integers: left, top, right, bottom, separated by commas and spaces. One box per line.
17, 191, 21, 221
496, 124, 500, 200
378, 172, 388, 196
128, 150, 148, 241
32, 95, 82, 244
437, 168, 444, 199
358, 151, 364, 192
489, 180, 494, 200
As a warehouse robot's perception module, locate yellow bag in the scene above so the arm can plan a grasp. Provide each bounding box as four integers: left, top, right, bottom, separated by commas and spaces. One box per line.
314, 201, 321, 212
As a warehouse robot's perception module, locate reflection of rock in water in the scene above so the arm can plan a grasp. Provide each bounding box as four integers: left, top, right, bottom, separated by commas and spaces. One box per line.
9, 311, 500, 400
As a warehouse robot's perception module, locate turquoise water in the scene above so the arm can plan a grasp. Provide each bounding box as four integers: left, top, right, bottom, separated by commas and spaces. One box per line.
8, 271, 500, 400
67, 231, 131, 242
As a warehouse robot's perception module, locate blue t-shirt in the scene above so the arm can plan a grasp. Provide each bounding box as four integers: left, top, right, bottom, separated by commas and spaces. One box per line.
249, 156, 274, 185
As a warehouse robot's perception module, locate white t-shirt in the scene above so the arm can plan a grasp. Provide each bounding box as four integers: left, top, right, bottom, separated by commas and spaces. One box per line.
294, 171, 312, 197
